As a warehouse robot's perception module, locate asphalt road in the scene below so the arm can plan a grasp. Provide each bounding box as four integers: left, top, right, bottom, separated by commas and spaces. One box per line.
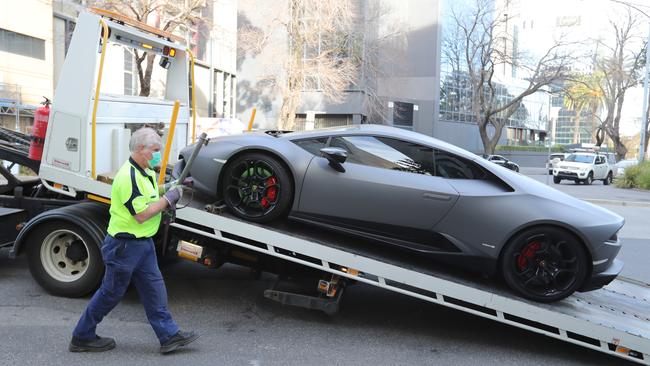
1, 172, 648, 366
0, 258, 638, 366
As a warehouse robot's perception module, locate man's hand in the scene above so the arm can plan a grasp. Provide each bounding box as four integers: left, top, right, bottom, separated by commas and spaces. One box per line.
163, 186, 183, 213
162, 178, 193, 193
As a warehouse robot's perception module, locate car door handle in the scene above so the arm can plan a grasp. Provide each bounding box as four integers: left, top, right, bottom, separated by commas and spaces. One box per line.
422, 192, 452, 201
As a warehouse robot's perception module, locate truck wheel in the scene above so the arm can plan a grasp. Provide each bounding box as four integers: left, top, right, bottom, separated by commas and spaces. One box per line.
26, 221, 103, 297
603, 172, 613, 185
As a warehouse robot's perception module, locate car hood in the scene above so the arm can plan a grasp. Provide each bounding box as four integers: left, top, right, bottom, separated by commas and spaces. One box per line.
557, 162, 591, 170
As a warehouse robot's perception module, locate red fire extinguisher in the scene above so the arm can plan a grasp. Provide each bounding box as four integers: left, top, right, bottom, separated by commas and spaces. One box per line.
28, 97, 51, 161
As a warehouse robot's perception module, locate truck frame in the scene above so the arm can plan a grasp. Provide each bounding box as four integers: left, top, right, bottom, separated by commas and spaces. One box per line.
0, 9, 648, 365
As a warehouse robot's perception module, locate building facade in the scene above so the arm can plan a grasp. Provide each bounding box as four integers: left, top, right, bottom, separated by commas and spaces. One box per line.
0, 0, 54, 132
1, 0, 237, 139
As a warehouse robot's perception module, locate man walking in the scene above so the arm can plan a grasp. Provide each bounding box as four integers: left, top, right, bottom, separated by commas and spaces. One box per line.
69, 127, 198, 353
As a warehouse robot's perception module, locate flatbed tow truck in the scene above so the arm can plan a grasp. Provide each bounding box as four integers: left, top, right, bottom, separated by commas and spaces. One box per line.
0, 9, 648, 365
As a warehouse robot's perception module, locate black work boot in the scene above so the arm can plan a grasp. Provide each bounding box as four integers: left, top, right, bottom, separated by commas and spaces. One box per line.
69, 335, 116, 352
160, 330, 199, 354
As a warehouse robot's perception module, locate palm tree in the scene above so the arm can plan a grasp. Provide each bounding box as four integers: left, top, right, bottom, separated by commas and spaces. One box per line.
564, 73, 604, 144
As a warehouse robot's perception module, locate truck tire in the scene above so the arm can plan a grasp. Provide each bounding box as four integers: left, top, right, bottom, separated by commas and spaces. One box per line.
26, 221, 104, 297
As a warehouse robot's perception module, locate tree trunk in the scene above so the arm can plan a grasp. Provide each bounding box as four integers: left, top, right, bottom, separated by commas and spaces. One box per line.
611, 95, 628, 161
139, 53, 156, 97
572, 111, 581, 144
478, 117, 503, 155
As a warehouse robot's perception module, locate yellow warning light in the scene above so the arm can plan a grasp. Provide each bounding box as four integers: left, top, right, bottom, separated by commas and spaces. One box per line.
169, 48, 176, 57
142, 43, 153, 49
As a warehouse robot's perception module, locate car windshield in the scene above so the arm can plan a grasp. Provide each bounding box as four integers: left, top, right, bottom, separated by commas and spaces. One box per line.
565, 154, 594, 163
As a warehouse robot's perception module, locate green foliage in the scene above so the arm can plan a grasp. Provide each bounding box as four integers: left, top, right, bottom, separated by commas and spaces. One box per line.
496, 145, 564, 153
615, 161, 650, 190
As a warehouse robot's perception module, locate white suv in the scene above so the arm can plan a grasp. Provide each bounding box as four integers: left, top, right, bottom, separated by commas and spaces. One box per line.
553, 153, 615, 185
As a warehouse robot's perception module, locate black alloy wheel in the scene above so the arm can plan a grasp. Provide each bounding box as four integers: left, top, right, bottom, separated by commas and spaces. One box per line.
501, 226, 588, 302
223, 153, 293, 223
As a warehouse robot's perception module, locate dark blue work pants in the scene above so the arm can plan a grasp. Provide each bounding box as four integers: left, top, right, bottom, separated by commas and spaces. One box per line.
72, 235, 179, 344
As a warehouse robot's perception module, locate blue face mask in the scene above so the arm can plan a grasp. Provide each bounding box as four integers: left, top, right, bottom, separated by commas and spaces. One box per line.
148, 151, 162, 168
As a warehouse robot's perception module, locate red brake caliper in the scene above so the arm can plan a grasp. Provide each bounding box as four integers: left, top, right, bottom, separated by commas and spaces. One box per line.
260, 177, 277, 208
517, 242, 540, 270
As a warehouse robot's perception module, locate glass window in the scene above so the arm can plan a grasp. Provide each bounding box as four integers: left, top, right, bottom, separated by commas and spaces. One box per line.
434, 149, 486, 179
393, 101, 414, 127
329, 136, 435, 176
0, 28, 45, 60
293, 137, 328, 155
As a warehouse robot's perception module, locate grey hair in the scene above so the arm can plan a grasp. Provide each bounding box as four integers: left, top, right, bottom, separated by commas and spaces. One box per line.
129, 127, 162, 152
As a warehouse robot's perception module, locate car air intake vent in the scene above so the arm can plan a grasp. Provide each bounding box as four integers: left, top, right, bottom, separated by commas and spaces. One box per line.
264, 130, 293, 137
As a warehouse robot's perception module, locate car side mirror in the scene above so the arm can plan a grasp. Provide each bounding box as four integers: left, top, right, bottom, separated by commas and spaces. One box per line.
321, 147, 347, 164
320, 147, 347, 172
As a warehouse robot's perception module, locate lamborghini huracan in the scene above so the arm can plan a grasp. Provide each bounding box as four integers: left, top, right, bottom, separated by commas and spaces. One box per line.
177, 125, 624, 302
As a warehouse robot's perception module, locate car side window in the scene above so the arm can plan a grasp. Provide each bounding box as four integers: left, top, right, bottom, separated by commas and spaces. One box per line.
329, 135, 435, 176
292, 137, 328, 155
434, 149, 486, 179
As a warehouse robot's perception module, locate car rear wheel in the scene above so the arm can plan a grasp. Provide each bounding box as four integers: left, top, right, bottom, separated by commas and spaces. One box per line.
223, 153, 293, 223
501, 226, 588, 302
603, 172, 613, 185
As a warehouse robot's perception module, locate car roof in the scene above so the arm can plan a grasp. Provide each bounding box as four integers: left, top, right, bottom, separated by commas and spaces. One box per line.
280, 124, 479, 160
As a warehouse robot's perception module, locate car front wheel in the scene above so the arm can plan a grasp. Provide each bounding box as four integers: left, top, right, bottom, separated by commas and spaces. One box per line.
223, 152, 293, 223
553, 176, 561, 184
501, 226, 588, 302
584, 172, 593, 185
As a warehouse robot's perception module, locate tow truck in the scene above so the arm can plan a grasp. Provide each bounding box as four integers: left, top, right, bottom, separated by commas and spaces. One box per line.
0, 9, 648, 365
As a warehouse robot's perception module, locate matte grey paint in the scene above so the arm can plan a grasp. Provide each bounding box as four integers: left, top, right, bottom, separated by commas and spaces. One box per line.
180, 125, 624, 285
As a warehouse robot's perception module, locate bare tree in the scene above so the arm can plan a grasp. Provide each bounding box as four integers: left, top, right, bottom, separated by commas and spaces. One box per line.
238, 0, 403, 130
444, 0, 575, 154
89, 0, 208, 96
595, 9, 645, 160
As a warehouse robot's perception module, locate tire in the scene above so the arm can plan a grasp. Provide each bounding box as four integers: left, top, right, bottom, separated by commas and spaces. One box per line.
553, 176, 560, 184
584, 172, 593, 185
603, 172, 613, 185
222, 152, 293, 223
501, 226, 588, 302
26, 221, 104, 297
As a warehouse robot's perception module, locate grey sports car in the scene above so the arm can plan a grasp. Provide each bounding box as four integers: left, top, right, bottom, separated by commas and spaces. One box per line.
177, 124, 624, 302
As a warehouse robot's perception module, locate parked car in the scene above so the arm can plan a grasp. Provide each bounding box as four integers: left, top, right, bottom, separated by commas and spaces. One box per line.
482, 154, 520, 172
553, 152, 615, 185
178, 124, 623, 302
546, 153, 569, 174
616, 159, 638, 177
